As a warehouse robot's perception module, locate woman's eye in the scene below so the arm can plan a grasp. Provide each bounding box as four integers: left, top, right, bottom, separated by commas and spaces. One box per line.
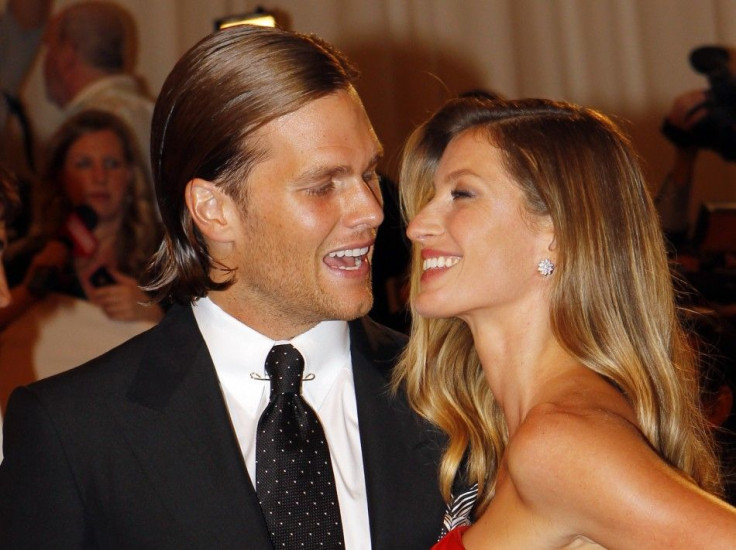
451, 188, 474, 199
73, 159, 92, 169
103, 158, 123, 169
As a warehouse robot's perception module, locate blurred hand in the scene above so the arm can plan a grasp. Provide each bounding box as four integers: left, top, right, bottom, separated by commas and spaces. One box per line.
86, 268, 163, 323
667, 89, 709, 129
22, 240, 70, 286
30, 240, 69, 269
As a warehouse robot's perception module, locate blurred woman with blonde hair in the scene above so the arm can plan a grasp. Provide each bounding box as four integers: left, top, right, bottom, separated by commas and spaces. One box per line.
0, 108, 162, 328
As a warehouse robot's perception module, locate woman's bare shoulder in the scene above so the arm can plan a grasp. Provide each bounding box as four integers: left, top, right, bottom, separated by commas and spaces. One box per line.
503, 372, 736, 548
506, 388, 644, 503
508, 370, 640, 471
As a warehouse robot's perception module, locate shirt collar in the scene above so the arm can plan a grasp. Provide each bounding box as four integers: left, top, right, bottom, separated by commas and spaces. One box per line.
191, 296, 350, 410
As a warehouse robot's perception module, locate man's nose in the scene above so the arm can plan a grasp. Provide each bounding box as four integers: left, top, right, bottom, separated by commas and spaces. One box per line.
345, 179, 385, 230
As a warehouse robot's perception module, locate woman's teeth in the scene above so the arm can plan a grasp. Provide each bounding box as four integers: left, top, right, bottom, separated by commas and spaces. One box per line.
423, 256, 460, 271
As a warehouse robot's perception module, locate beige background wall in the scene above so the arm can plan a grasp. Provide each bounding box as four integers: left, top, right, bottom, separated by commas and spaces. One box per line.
9, 0, 736, 227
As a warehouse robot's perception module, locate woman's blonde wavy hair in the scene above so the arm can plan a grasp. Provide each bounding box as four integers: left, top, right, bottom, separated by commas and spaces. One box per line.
393, 97, 720, 516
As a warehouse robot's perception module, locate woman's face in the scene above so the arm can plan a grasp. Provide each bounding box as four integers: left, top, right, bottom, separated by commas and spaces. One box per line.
62, 129, 132, 223
406, 129, 553, 322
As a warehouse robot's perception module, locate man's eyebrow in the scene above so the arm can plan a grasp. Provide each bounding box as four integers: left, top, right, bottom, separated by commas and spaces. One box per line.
293, 165, 350, 185
293, 150, 384, 185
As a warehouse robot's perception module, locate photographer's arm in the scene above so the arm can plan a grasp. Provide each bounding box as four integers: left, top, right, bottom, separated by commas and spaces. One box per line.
671, 145, 699, 186
656, 90, 708, 238
656, 145, 698, 235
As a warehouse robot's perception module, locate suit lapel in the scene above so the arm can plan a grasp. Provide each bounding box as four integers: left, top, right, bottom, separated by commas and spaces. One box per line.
107, 306, 273, 549
104, 309, 444, 548
350, 318, 446, 550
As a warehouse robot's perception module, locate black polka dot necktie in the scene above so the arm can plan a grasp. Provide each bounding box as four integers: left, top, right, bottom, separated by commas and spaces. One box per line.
256, 344, 345, 549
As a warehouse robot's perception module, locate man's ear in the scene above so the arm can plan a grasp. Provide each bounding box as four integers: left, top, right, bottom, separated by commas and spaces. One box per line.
185, 178, 236, 243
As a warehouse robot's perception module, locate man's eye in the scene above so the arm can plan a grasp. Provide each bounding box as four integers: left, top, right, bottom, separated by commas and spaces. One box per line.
306, 182, 335, 196
363, 170, 379, 185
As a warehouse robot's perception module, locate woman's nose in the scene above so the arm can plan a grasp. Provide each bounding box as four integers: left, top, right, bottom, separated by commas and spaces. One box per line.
406, 203, 442, 243
92, 163, 108, 184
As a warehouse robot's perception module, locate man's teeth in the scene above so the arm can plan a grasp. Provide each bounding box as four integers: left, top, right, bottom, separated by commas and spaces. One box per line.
328, 246, 370, 258
338, 257, 362, 271
423, 256, 460, 271
328, 246, 369, 270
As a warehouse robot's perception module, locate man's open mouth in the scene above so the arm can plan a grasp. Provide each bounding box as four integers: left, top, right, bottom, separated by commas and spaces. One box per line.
325, 246, 371, 271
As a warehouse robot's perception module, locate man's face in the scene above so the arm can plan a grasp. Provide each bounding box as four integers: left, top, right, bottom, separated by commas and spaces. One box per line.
212, 88, 384, 338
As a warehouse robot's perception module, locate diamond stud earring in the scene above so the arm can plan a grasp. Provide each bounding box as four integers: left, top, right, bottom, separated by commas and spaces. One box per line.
537, 258, 555, 277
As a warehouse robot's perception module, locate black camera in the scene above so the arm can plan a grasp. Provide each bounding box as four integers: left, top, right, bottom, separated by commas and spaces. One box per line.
662, 45, 736, 160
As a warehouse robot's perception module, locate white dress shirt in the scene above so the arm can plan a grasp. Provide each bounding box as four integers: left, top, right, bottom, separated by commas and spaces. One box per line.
192, 297, 371, 549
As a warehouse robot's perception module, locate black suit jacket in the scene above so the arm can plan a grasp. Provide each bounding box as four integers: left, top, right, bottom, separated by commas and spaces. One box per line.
0, 305, 446, 549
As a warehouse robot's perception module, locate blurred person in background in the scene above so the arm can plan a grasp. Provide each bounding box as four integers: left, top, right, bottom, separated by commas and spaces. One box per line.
0, 165, 20, 316
657, 46, 736, 248
1, 108, 161, 326
0, 0, 53, 241
42, 1, 154, 178
0, 164, 22, 461
0, 109, 162, 409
